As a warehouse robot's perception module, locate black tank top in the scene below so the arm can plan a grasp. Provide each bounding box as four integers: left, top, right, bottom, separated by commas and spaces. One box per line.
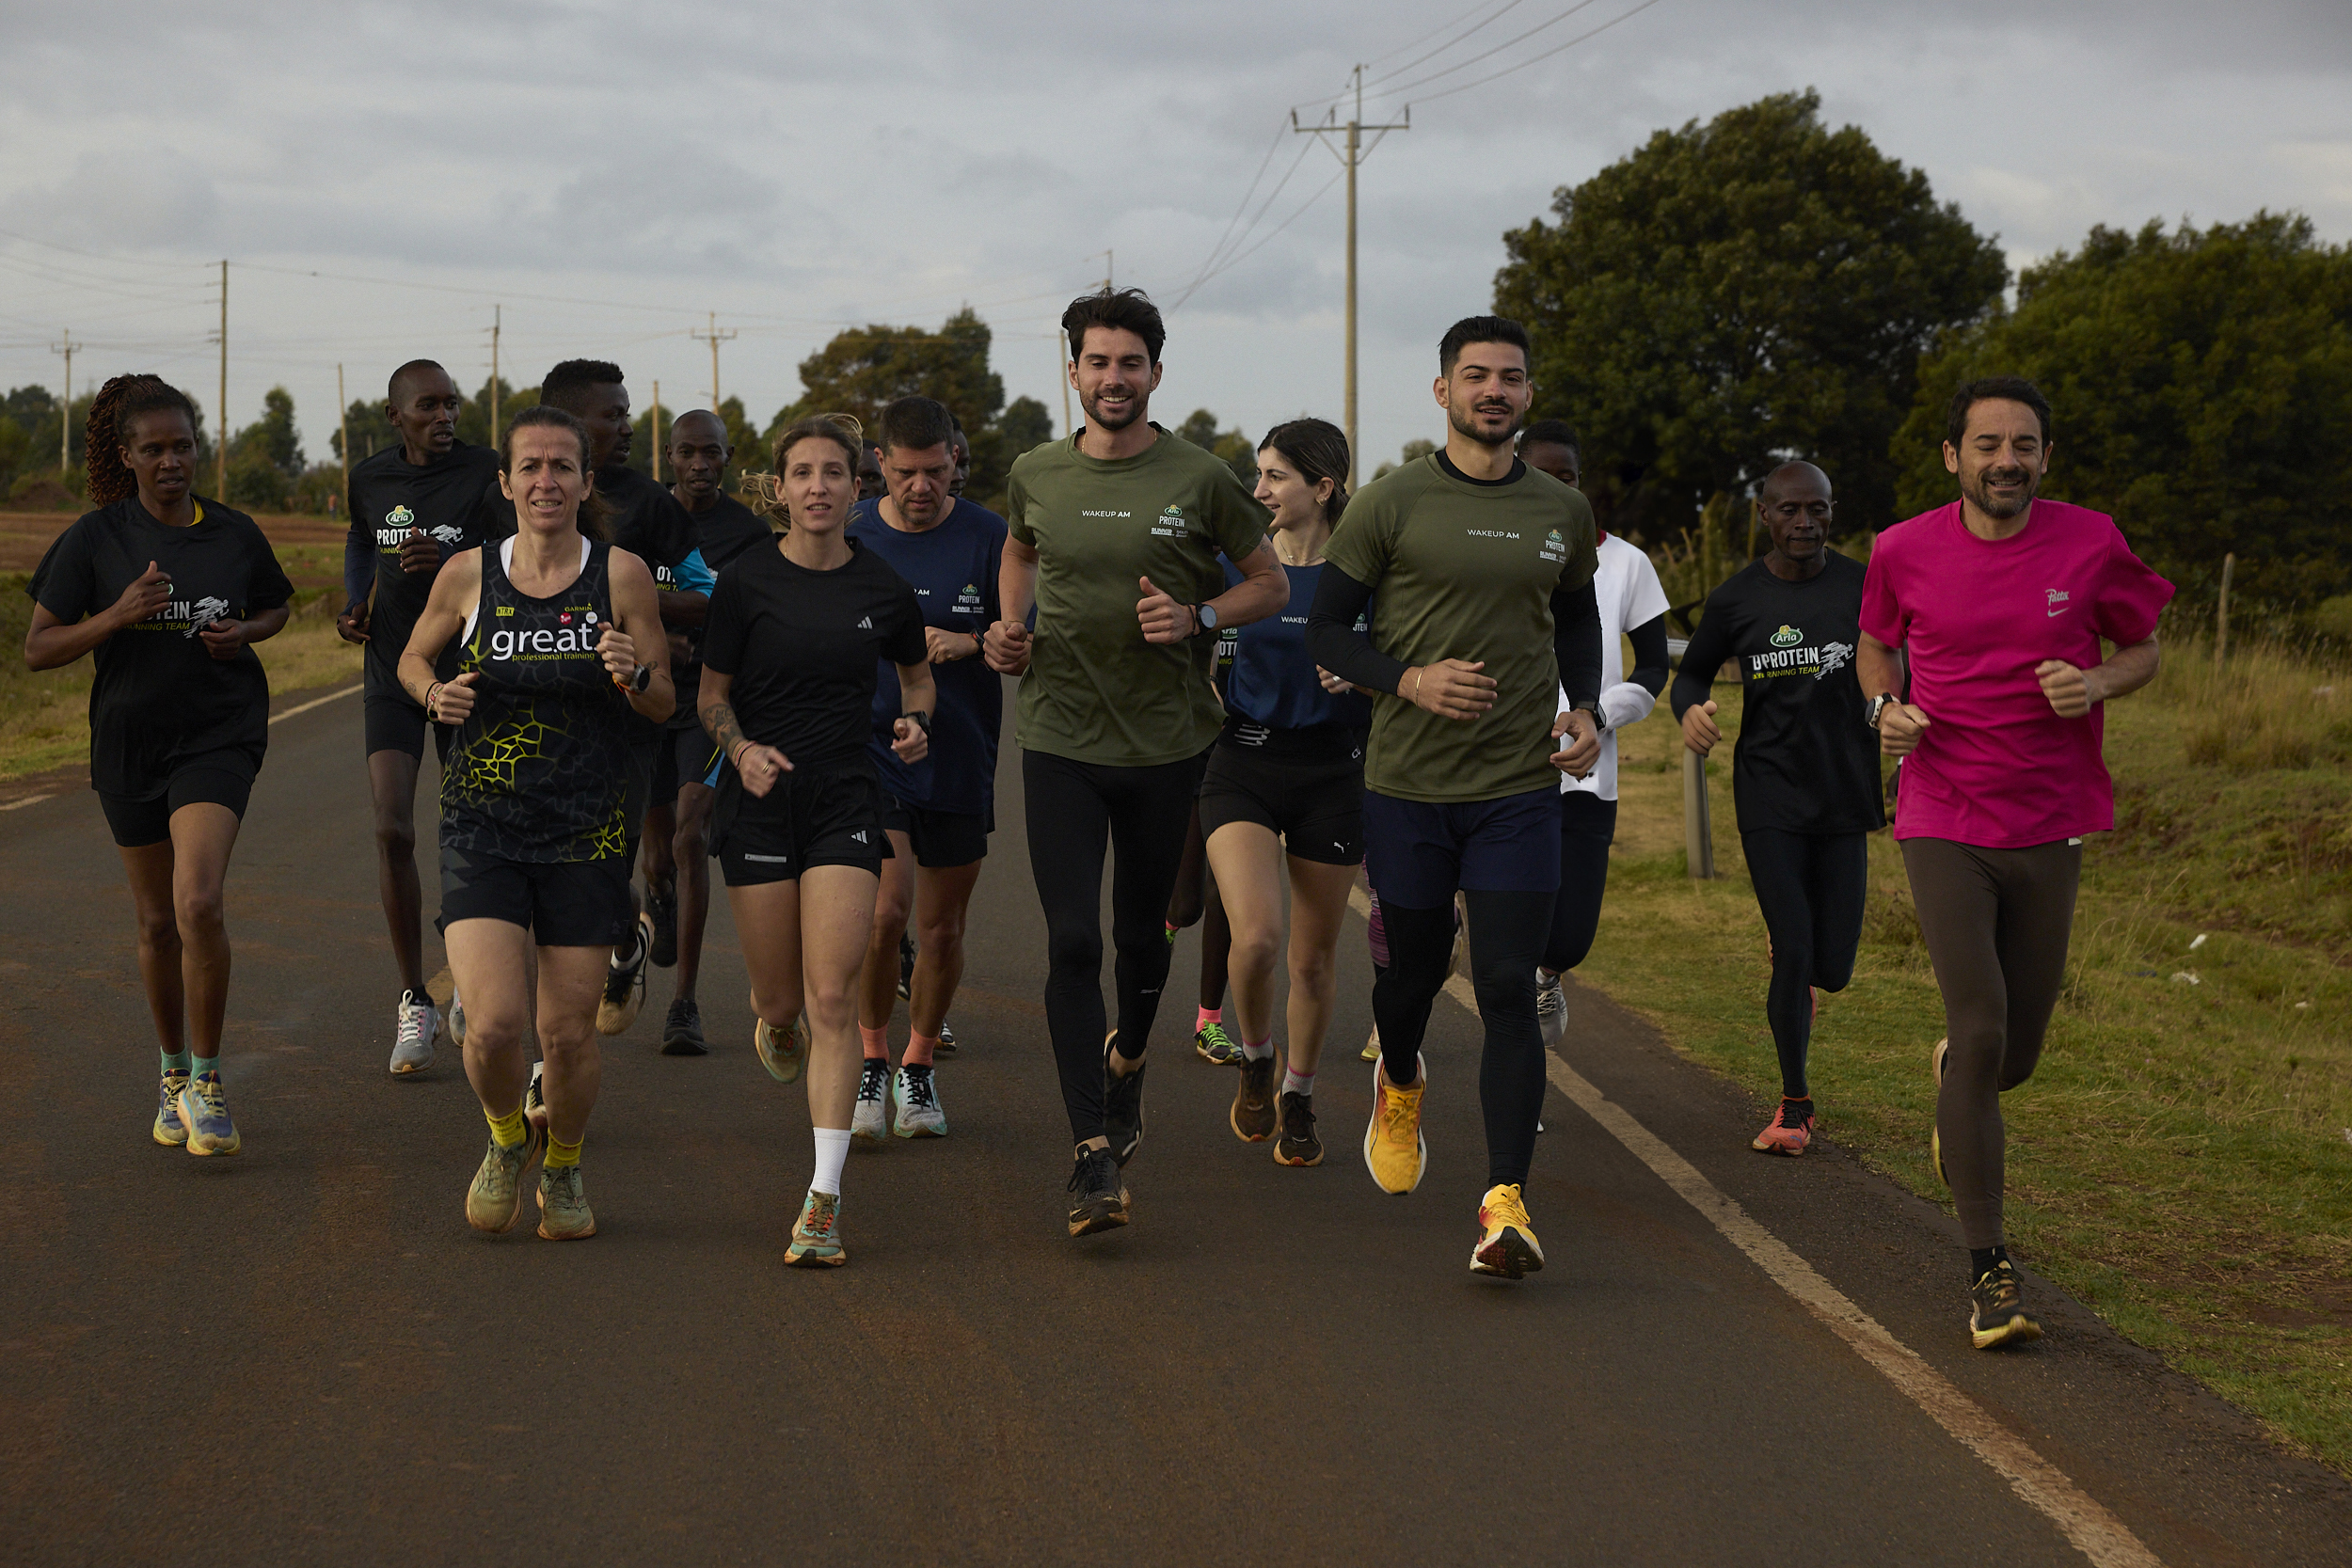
439, 538, 632, 862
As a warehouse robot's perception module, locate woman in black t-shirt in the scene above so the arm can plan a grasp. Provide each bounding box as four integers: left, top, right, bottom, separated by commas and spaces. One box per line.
1671, 462, 1885, 1159
699, 416, 934, 1268
25, 375, 294, 1160
399, 405, 675, 1243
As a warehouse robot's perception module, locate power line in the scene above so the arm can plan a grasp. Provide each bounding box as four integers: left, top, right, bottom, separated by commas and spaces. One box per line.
1362, 0, 1530, 87
1357, 0, 1525, 72
1356, 0, 1612, 104
1406, 0, 1668, 104
1169, 135, 1323, 309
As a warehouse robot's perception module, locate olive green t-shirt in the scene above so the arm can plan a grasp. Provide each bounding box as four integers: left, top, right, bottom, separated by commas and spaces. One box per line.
1323, 453, 1598, 802
1007, 427, 1272, 766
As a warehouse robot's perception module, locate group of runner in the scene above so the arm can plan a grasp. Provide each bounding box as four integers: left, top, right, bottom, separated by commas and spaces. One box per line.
27, 290, 2172, 1344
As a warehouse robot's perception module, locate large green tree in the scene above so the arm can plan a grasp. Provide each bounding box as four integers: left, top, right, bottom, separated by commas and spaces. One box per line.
1495, 89, 2007, 542
773, 307, 1006, 442
1172, 408, 1258, 485
1896, 214, 2352, 612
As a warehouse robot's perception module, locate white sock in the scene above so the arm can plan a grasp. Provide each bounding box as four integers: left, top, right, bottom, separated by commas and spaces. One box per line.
1242, 1036, 1276, 1062
1280, 1067, 1313, 1098
811, 1127, 852, 1196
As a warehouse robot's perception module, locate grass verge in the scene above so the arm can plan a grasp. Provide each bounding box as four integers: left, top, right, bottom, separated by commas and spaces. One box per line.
1582, 633, 2352, 1475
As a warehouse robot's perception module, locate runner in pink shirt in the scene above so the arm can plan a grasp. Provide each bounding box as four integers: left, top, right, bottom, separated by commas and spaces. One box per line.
1858, 376, 2171, 1351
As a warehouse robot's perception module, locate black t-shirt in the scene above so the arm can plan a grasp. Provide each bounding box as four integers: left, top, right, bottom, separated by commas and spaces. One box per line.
667, 492, 775, 732
1669, 551, 1884, 835
29, 497, 295, 799
345, 440, 507, 699
701, 537, 926, 778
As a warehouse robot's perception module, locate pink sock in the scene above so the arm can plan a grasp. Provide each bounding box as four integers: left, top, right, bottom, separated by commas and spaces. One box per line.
1196, 1006, 1222, 1032
858, 1024, 889, 1061
904, 1031, 939, 1067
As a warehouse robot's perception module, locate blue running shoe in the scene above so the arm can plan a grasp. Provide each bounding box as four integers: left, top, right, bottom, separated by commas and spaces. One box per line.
153, 1071, 189, 1147
175, 1071, 241, 1157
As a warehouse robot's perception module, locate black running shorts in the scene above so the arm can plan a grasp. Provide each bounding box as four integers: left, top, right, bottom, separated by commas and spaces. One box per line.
99, 753, 258, 848
649, 726, 721, 810
437, 846, 636, 947
363, 693, 454, 765
620, 725, 662, 852
881, 793, 991, 869
717, 769, 889, 886
1196, 741, 1364, 866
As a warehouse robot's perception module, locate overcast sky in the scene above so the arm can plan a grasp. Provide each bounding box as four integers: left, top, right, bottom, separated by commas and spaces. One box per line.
3, 0, 2347, 481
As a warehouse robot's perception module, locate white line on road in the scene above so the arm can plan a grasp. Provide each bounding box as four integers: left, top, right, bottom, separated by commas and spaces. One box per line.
0, 793, 51, 812
1345, 885, 2162, 1566
270, 684, 361, 725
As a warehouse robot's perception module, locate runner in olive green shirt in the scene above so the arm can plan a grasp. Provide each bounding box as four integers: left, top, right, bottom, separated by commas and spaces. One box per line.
984, 287, 1287, 1240
1306, 314, 1603, 1281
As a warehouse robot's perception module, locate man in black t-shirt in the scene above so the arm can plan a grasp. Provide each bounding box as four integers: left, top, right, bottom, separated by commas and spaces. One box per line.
335, 359, 506, 1075
649, 409, 772, 1055
531, 360, 713, 1045
1672, 461, 1884, 1158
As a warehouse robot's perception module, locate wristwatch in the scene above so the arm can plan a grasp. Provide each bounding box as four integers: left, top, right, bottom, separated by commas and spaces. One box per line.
1191, 602, 1219, 638
901, 710, 931, 734
629, 662, 654, 694
1865, 692, 1896, 730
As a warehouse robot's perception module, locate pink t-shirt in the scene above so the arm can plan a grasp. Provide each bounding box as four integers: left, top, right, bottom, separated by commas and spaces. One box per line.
1861, 499, 2172, 848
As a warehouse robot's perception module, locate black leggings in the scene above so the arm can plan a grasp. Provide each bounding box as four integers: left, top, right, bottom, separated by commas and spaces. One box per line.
1023, 748, 1206, 1145
1541, 792, 1617, 974
1375, 890, 1554, 1189
1740, 830, 1868, 1101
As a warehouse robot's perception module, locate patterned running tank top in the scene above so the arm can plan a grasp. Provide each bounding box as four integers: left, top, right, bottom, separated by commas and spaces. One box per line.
440, 537, 631, 862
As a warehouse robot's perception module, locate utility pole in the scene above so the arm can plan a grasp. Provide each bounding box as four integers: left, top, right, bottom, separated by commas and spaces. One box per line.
692, 311, 737, 408
488, 305, 502, 448
337, 364, 349, 508
50, 330, 74, 472
651, 380, 661, 483
216, 259, 229, 498
1295, 67, 1407, 487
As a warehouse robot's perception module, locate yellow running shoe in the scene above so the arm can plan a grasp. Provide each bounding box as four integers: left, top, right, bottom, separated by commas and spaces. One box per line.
1362, 1053, 1426, 1195
1470, 1183, 1546, 1278
755, 1012, 810, 1085
1930, 1037, 1949, 1186
1359, 1023, 1380, 1064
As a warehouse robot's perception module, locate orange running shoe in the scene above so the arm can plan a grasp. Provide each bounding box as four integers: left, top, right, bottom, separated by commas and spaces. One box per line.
1752, 1097, 1816, 1156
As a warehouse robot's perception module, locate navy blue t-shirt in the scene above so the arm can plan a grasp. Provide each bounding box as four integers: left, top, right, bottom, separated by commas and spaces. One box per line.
1222, 558, 1372, 736
847, 498, 1008, 816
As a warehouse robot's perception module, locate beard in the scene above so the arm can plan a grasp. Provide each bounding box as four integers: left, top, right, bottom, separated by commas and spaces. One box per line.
1447, 397, 1524, 450
1964, 463, 2039, 520
1082, 387, 1145, 433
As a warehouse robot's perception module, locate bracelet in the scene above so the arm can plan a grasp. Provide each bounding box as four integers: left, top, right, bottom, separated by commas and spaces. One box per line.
1409, 669, 1424, 704
424, 681, 443, 720
729, 739, 752, 770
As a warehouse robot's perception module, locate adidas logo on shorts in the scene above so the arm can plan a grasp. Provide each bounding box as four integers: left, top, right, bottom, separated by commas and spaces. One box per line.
856, 615, 873, 628
851, 830, 868, 844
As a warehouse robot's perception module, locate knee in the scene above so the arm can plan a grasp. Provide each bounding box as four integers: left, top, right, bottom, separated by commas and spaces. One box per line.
916, 910, 964, 956
1044, 918, 1102, 975
673, 818, 708, 862
1470, 956, 1535, 1019
464, 1010, 528, 1056
538, 1017, 596, 1061
872, 891, 913, 937
804, 974, 856, 1020
373, 817, 417, 861
135, 907, 179, 952
1231, 924, 1280, 974
1813, 956, 1857, 994
1290, 946, 1335, 996
173, 887, 226, 939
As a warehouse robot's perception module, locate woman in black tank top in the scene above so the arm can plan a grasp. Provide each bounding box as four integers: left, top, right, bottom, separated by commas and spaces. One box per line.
397, 406, 675, 1243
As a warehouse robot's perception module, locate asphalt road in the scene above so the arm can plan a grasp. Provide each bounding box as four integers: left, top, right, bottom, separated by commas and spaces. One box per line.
4, 685, 2348, 1567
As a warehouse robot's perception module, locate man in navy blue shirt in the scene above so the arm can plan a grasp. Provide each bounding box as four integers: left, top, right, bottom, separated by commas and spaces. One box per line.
845, 396, 1008, 1138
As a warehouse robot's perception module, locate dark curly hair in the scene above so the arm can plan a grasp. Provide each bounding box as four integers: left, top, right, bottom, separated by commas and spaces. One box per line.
86, 374, 200, 505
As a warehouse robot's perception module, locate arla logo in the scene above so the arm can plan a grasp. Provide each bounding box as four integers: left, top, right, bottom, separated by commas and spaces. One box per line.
1547, 530, 1564, 546
1770, 625, 1804, 648
961, 584, 978, 597
1160, 505, 1184, 523
385, 504, 415, 529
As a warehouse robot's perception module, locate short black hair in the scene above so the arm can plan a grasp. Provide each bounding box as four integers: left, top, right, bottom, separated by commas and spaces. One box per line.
878, 395, 957, 455
1945, 376, 2051, 448
388, 359, 450, 403
541, 359, 626, 415
1519, 418, 1580, 457
1063, 287, 1167, 366
1438, 315, 1531, 377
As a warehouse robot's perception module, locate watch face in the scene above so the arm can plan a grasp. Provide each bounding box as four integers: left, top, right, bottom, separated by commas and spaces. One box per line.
1200, 604, 1217, 630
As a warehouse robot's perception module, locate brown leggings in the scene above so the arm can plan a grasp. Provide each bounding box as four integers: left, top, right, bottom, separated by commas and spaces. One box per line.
1900, 836, 2082, 1250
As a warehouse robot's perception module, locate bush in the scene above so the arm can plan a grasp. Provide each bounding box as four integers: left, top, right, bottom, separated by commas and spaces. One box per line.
225, 451, 290, 512
9, 471, 80, 510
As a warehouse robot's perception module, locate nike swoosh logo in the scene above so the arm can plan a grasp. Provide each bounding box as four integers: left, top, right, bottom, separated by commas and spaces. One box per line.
2047, 607, 2069, 616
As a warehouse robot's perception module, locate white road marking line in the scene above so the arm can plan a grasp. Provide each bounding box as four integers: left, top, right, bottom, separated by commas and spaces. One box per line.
270, 684, 362, 725
0, 793, 51, 812
1343, 885, 2162, 1567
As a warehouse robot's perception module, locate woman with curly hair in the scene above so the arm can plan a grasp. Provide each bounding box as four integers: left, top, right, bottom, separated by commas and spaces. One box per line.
24, 374, 294, 1157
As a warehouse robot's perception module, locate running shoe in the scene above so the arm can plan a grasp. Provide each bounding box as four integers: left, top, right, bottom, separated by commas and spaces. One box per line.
1968, 1259, 2042, 1351
1066, 1148, 1130, 1237
893, 1064, 946, 1138
1103, 1034, 1146, 1167
1194, 1021, 1241, 1065
1470, 1183, 1546, 1278
1534, 969, 1567, 1049
536, 1164, 596, 1241
788, 1188, 847, 1266
754, 1014, 810, 1085
390, 988, 440, 1075
465, 1126, 543, 1234
660, 997, 707, 1057
448, 990, 467, 1048
1273, 1090, 1322, 1167
1360, 1022, 1380, 1064
1931, 1037, 1949, 1186
647, 885, 677, 969
596, 911, 654, 1036
175, 1071, 240, 1157
897, 931, 915, 1000
525, 1061, 548, 1132
851, 1057, 891, 1140
1362, 1054, 1427, 1195
153, 1070, 190, 1148
1230, 1053, 1278, 1142
935, 1021, 958, 1057
1752, 1098, 1816, 1156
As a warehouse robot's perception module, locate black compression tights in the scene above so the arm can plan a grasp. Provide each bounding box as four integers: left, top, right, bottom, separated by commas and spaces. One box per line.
1023, 749, 1203, 1146
1740, 830, 1868, 1101
1541, 793, 1617, 974
1374, 890, 1555, 1188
